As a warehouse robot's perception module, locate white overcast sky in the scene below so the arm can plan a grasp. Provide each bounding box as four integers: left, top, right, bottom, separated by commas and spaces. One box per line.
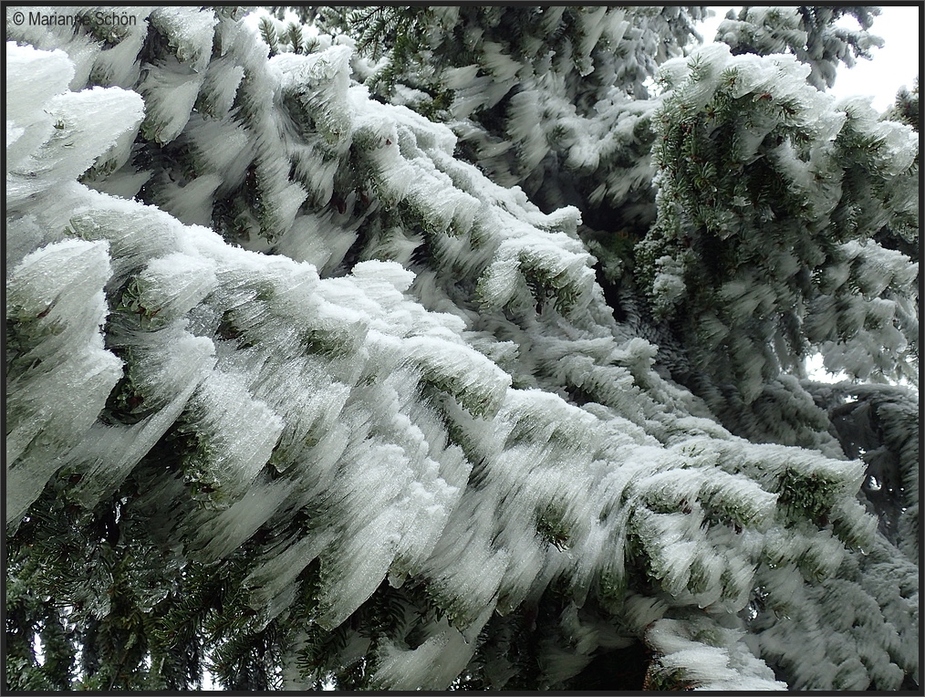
697, 6, 921, 112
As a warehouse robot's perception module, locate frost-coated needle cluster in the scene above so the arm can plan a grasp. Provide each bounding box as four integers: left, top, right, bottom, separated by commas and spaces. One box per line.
5, 6, 918, 691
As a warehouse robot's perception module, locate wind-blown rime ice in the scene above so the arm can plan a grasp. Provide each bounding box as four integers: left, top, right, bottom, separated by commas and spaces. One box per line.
639, 41, 919, 459
714, 6, 884, 91
5, 7, 919, 692
6, 239, 122, 524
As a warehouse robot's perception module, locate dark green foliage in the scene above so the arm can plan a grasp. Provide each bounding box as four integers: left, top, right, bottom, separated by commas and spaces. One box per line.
100, 351, 153, 426
6, 431, 293, 691
259, 16, 279, 57
636, 38, 917, 428
6, 472, 167, 691
350, 6, 432, 63
886, 78, 919, 132
776, 468, 835, 525
5, 313, 60, 383
284, 22, 304, 54
5, 573, 76, 691
348, 6, 705, 220
642, 664, 697, 691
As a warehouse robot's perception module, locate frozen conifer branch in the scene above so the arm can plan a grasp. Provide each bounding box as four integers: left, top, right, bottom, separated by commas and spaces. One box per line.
714, 6, 884, 90
5, 6, 919, 692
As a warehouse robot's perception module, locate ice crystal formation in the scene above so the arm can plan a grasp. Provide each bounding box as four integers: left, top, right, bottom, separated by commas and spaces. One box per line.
5, 5, 919, 692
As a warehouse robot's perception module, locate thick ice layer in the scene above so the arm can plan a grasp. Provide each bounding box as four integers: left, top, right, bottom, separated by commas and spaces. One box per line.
195, 479, 296, 561
85, 10, 151, 89
374, 613, 488, 690
69, 329, 218, 508
647, 617, 787, 690
186, 370, 285, 497
806, 239, 918, 384
423, 491, 510, 628
157, 173, 224, 226
138, 60, 205, 145
405, 336, 511, 418
148, 6, 217, 72
244, 529, 336, 619
137, 252, 218, 320
6, 239, 121, 524
184, 113, 253, 190
5, 42, 74, 125
198, 55, 246, 118
7, 45, 144, 210
749, 538, 918, 690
